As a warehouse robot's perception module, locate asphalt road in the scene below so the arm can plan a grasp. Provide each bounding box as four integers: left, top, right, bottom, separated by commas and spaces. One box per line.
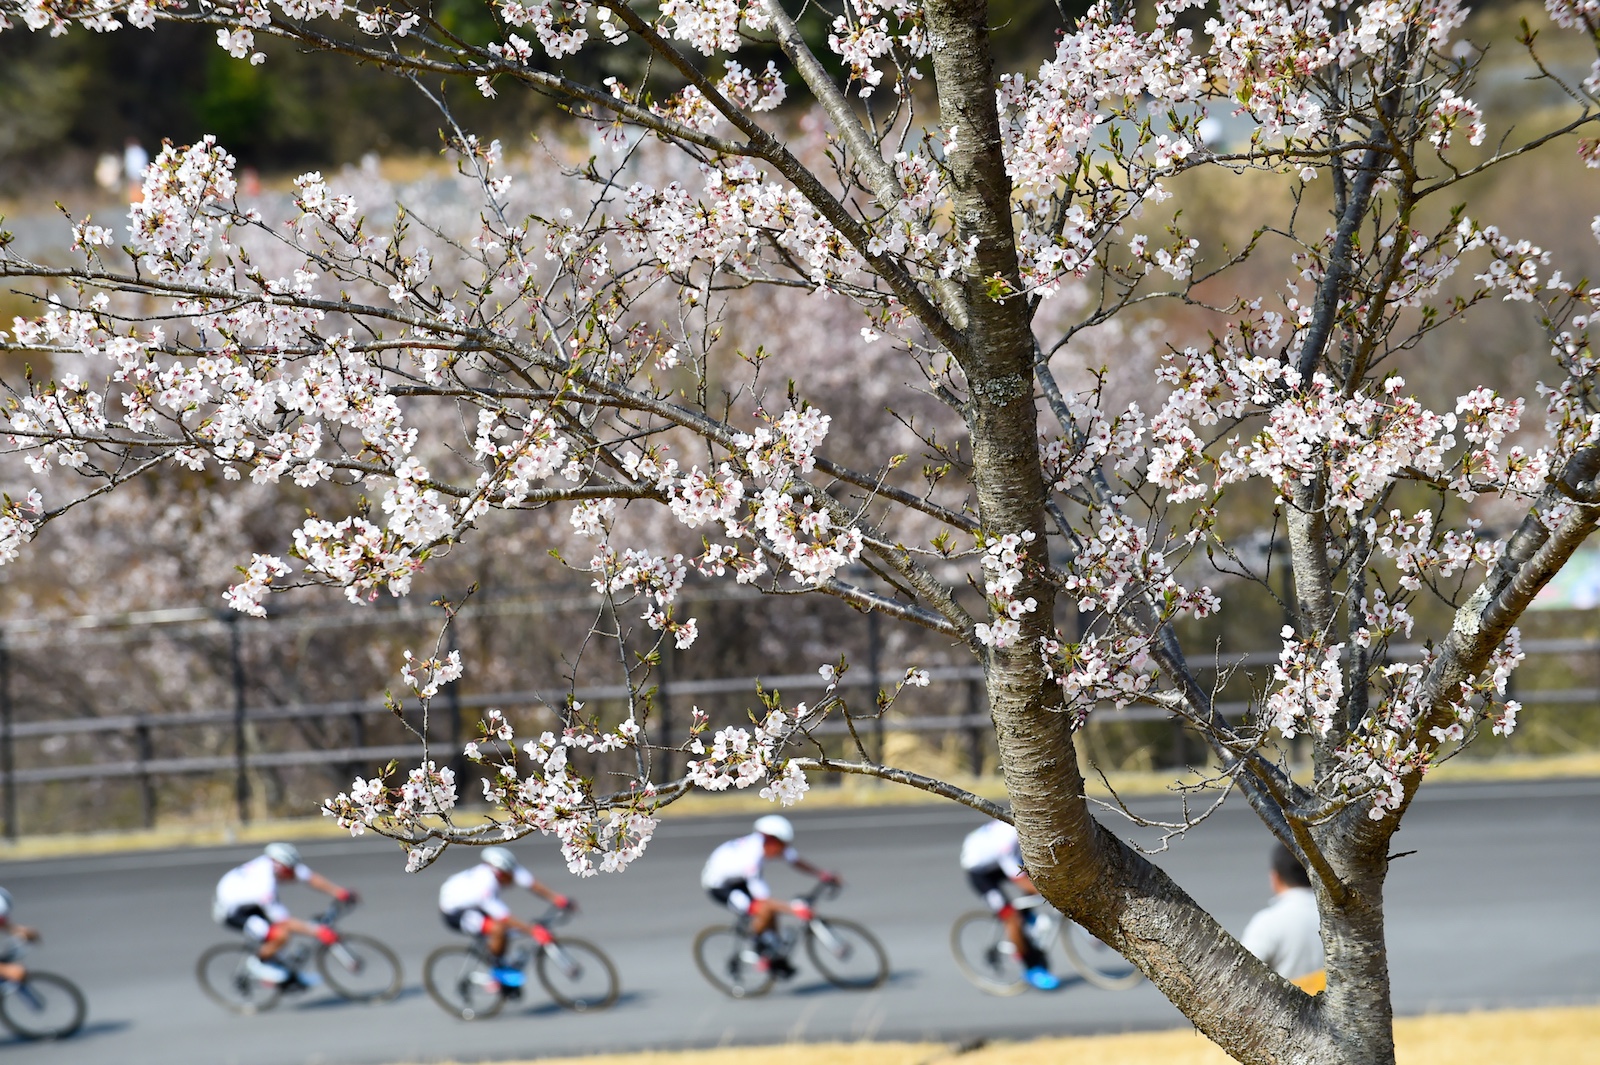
1, 778, 1597, 1065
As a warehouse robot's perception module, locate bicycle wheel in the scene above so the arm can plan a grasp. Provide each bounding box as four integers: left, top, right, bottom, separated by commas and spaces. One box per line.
0, 973, 86, 1039
535, 937, 619, 1012
422, 944, 506, 1021
1059, 921, 1144, 990
691, 925, 774, 999
317, 933, 403, 1002
196, 943, 284, 1015
949, 911, 1026, 996
804, 917, 889, 990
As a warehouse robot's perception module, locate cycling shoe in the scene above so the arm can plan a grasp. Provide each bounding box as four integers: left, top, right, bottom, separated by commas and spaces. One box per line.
1024, 967, 1060, 991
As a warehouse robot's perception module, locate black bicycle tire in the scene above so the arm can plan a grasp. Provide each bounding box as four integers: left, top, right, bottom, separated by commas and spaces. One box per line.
691, 925, 774, 999
534, 937, 619, 1012
948, 910, 1027, 996
803, 916, 889, 990
195, 943, 284, 1015
1058, 921, 1144, 990
0, 972, 86, 1039
421, 944, 506, 1020
316, 933, 403, 1002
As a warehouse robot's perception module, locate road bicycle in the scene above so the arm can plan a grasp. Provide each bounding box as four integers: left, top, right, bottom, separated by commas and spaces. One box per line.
423, 904, 619, 1020
951, 893, 1143, 994
197, 899, 403, 1014
693, 880, 889, 999
0, 943, 85, 1040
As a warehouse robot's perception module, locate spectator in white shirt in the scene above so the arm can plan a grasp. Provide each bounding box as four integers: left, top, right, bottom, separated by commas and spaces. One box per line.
1241, 843, 1325, 991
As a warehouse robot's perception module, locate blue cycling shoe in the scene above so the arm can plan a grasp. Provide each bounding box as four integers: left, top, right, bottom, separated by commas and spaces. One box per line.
1024, 967, 1060, 991
491, 966, 525, 988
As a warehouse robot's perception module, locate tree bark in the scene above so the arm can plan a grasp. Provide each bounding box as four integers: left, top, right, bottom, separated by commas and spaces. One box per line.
921, 1, 1356, 1062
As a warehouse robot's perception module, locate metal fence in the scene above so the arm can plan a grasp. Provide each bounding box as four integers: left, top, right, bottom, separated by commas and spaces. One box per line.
0, 602, 1595, 840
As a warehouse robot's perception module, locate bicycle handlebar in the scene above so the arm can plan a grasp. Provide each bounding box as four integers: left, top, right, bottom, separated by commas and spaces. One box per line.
527, 902, 577, 928
796, 878, 843, 906
311, 897, 358, 928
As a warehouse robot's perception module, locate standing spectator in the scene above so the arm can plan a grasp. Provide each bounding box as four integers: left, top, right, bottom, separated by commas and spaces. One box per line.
93, 152, 122, 193
1241, 843, 1325, 992
123, 138, 150, 203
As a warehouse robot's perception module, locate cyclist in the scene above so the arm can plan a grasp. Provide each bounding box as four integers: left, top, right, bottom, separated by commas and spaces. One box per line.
959, 819, 1059, 990
701, 814, 838, 977
212, 842, 357, 988
437, 846, 573, 989
0, 888, 38, 984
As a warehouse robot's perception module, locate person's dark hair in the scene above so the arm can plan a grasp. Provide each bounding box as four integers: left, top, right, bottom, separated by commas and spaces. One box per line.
1271, 843, 1312, 888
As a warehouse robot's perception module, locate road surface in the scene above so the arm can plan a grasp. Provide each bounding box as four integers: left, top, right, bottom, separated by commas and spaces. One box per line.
1, 778, 1596, 1064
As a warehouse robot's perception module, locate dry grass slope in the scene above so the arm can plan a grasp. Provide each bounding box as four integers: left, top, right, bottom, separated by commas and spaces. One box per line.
408, 1005, 1600, 1065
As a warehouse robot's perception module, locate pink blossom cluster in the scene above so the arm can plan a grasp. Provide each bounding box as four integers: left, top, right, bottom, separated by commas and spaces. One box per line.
686, 701, 816, 803
972, 531, 1038, 650
1266, 627, 1346, 739
401, 649, 465, 700
1428, 88, 1487, 149
1145, 343, 1564, 516
1044, 629, 1157, 713
621, 158, 869, 290
825, 0, 928, 97
458, 712, 661, 876
659, 0, 768, 57
1369, 509, 1501, 593
1041, 400, 1146, 492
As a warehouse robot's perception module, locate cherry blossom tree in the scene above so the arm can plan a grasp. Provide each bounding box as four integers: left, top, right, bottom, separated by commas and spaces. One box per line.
3, 0, 1600, 1061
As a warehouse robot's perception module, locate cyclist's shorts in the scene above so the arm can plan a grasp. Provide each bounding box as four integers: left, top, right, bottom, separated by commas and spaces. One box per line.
967, 868, 1013, 913
223, 904, 273, 942
707, 879, 754, 916
442, 908, 490, 936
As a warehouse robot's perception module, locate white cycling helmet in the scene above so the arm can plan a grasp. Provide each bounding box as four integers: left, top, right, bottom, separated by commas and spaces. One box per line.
264, 842, 301, 868
753, 814, 795, 843
481, 846, 520, 874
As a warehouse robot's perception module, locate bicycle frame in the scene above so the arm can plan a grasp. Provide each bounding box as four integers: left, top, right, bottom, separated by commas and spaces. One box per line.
484, 904, 576, 979
274, 899, 356, 970
1011, 894, 1060, 954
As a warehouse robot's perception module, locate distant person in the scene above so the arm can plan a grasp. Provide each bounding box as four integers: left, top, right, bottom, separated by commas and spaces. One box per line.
123, 138, 150, 203
212, 842, 356, 987
93, 152, 122, 193
959, 819, 1058, 990
437, 847, 572, 989
701, 814, 837, 977
0, 888, 39, 984
1241, 843, 1325, 992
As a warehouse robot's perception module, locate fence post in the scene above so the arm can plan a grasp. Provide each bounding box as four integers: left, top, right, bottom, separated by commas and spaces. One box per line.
136, 720, 155, 828
227, 614, 251, 824
867, 610, 883, 767
966, 677, 985, 777
657, 642, 674, 779
0, 632, 14, 841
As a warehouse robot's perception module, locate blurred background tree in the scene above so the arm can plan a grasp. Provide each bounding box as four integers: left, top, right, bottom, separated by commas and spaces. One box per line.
0, 0, 1077, 193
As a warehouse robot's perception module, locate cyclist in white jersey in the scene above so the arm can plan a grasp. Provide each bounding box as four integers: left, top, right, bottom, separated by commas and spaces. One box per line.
438, 847, 572, 976
212, 842, 357, 987
701, 815, 837, 975
0, 888, 38, 984
960, 819, 1058, 990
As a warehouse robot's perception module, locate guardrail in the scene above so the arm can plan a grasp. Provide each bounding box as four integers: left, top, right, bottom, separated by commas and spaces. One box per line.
2, 632, 1597, 841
